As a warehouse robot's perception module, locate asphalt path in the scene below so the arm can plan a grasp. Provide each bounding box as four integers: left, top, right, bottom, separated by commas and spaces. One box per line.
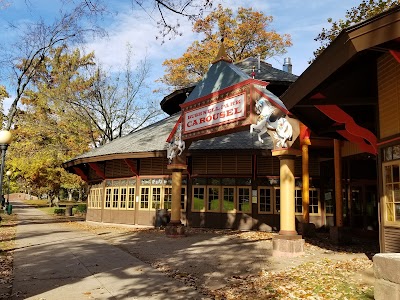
11, 201, 204, 300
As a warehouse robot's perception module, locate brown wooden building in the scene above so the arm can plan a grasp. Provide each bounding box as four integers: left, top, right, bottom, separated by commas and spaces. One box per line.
64, 52, 378, 237
282, 6, 400, 252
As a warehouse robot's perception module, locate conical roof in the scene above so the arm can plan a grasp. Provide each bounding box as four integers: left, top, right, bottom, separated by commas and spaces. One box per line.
184, 59, 251, 104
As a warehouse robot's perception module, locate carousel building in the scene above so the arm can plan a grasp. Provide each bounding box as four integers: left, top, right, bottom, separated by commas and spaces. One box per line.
64, 10, 394, 249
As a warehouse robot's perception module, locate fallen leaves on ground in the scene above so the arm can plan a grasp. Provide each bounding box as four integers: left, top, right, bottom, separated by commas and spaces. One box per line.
211, 257, 373, 300
0, 213, 17, 300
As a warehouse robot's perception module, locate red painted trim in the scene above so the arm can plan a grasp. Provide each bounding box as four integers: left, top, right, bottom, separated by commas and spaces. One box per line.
337, 130, 376, 154
377, 135, 400, 146
390, 50, 400, 63
88, 162, 106, 179
310, 92, 326, 100
180, 78, 268, 109
73, 167, 88, 182
166, 115, 182, 143
124, 159, 138, 176
300, 124, 311, 145
315, 105, 377, 155
253, 88, 290, 115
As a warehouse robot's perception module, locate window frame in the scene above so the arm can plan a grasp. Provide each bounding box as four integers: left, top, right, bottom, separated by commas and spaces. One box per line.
192, 185, 206, 212
206, 186, 221, 212
222, 186, 236, 213
237, 186, 252, 213
258, 186, 273, 214
382, 160, 400, 227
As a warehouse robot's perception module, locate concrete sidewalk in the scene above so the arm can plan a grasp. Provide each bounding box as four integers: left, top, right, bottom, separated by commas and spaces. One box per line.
11, 201, 204, 300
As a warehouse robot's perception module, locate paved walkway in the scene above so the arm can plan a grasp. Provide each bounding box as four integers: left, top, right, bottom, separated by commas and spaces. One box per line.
11, 201, 204, 300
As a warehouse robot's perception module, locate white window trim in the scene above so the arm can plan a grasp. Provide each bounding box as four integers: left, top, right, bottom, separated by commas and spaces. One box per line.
382, 160, 400, 227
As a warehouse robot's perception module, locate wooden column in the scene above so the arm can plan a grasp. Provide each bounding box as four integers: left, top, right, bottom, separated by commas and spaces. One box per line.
166, 158, 186, 237
302, 143, 310, 223
279, 155, 296, 235
334, 139, 343, 227
273, 149, 301, 235
272, 149, 304, 257
170, 169, 182, 224
300, 124, 311, 224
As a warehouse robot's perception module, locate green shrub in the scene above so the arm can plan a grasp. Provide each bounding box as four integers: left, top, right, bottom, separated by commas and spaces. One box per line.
53, 208, 65, 215
76, 204, 87, 213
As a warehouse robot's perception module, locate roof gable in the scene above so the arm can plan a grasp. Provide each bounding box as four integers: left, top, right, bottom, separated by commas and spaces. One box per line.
184, 60, 250, 103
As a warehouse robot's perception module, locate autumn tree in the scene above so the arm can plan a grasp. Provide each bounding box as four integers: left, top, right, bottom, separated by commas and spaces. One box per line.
70, 44, 162, 146
0, 3, 104, 131
160, 4, 292, 89
7, 46, 97, 203
312, 0, 400, 61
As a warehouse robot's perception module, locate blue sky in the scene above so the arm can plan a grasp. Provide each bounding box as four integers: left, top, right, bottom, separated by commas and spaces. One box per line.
0, 0, 362, 108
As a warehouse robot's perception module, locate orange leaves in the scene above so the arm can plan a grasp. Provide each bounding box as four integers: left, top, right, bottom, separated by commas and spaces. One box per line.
161, 5, 292, 89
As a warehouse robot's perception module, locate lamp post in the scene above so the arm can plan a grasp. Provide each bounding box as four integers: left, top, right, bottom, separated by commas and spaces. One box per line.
0, 130, 12, 202
6, 170, 11, 204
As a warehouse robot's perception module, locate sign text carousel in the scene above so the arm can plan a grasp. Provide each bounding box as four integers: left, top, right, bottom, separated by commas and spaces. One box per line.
184, 93, 245, 132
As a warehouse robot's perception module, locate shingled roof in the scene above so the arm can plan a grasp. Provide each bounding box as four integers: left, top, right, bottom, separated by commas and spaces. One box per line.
65, 56, 292, 167
65, 111, 273, 166
235, 57, 298, 83
184, 60, 251, 103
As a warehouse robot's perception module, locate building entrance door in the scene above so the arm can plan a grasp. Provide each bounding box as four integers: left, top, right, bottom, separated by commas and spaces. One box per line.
349, 184, 378, 231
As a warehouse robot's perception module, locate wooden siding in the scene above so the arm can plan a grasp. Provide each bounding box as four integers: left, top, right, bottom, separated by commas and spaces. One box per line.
257, 156, 320, 177
140, 157, 169, 175
257, 156, 280, 176
383, 226, 400, 252
105, 160, 134, 178
342, 141, 362, 157
192, 154, 252, 175
378, 53, 400, 139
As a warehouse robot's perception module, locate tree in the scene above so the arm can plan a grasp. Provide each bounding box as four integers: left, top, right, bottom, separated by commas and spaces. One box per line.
312, 0, 400, 61
80, 0, 214, 42
1, 3, 104, 130
7, 46, 97, 203
69, 44, 163, 146
159, 5, 292, 89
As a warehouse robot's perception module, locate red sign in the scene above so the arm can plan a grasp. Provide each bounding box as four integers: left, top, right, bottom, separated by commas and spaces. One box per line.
184, 93, 245, 133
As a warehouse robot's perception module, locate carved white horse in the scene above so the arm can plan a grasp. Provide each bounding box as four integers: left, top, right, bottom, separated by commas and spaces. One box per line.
250, 98, 293, 148
167, 124, 185, 162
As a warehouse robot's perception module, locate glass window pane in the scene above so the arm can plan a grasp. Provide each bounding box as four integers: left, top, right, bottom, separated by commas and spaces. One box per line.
181, 187, 186, 210
120, 188, 127, 208
140, 187, 149, 209
207, 187, 220, 211
105, 188, 112, 208
128, 187, 135, 209
152, 187, 161, 209
295, 189, 302, 213
222, 187, 235, 211
193, 187, 205, 210
164, 187, 172, 210
393, 146, 400, 160
112, 188, 119, 208
394, 165, 400, 183
238, 188, 250, 212
394, 184, 400, 202
275, 189, 280, 213
385, 166, 393, 184
259, 188, 271, 212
